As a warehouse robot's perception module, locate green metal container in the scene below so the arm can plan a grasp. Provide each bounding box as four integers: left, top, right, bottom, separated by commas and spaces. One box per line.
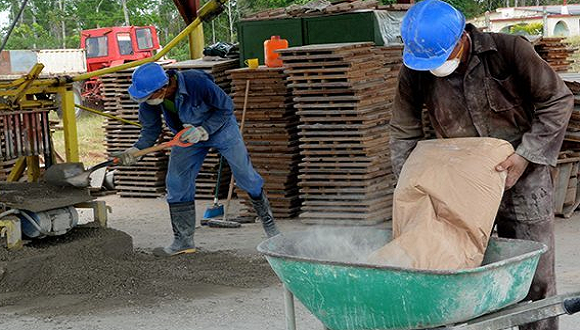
238, 11, 389, 65
258, 228, 547, 330
303, 12, 384, 46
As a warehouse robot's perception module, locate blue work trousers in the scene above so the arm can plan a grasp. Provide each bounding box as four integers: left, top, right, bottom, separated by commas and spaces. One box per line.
166, 117, 263, 204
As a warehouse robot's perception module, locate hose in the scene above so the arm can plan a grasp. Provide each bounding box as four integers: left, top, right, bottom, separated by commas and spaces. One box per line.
0, 0, 29, 53
0, 209, 20, 219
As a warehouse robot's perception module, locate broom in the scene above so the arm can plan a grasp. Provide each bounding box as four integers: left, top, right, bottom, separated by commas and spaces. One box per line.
205, 79, 251, 228
201, 155, 225, 222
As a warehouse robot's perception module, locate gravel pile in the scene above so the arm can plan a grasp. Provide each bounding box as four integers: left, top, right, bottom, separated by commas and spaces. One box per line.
0, 225, 277, 304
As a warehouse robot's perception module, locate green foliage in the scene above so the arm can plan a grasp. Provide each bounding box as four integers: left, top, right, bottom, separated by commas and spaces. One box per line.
509, 22, 543, 35
237, 0, 311, 16
4, 22, 60, 49
0, 0, 485, 56
442, 0, 485, 19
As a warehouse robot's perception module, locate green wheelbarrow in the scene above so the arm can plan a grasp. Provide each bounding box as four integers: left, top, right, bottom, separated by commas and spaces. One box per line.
257, 228, 580, 330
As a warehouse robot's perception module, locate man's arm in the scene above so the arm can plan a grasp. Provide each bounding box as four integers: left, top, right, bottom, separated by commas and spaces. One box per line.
390, 66, 426, 178
133, 103, 163, 150
511, 36, 574, 167
199, 78, 234, 135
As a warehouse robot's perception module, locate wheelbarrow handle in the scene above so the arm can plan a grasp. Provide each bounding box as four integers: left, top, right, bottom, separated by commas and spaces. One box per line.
564, 297, 580, 315
445, 292, 580, 330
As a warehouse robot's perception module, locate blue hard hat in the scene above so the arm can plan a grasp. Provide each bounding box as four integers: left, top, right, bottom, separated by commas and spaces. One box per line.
128, 62, 169, 102
401, 0, 466, 71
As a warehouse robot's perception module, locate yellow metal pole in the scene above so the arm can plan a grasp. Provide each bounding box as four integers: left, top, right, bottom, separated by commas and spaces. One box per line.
7, 157, 26, 182
75, 103, 141, 127
188, 33, 196, 59
189, 24, 205, 59
59, 86, 80, 162
10, 63, 44, 104
0, 0, 228, 89
26, 155, 40, 182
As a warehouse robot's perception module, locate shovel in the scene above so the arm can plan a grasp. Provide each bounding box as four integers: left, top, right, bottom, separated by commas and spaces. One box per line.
44, 128, 193, 188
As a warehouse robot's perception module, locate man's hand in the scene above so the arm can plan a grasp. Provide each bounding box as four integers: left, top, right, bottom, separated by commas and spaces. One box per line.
495, 153, 529, 190
111, 147, 140, 166
181, 125, 209, 144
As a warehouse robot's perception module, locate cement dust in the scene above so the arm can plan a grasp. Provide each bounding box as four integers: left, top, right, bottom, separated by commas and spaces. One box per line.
0, 224, 277, 315
289, 226, 387, 264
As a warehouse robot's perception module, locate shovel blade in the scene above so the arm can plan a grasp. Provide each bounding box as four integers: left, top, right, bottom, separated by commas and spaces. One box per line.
44, 163, 91, 188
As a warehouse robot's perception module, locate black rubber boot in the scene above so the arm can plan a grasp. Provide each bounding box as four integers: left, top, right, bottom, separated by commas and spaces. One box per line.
250, 190, 280, 238
153, 202, 197, 257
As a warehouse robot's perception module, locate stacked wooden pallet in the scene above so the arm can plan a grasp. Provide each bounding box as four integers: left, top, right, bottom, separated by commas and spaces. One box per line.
165, 59, 239, 199
278, 42, 401, 225
559, 74, 580, 147
534, 37, 577, 72
550, 74, 580, 217
243, 0, 382, 21
165, 59, 238, 94
101, 59, 239, 199
552, 152, 580, 218
101, 69, 170, 198
227, 67, 301, 219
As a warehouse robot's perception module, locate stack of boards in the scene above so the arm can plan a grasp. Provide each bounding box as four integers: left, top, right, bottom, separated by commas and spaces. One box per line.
561, 74, 580, 146
228, 67, 301, 219
101, 58, 239, 198
534, 37, 577, 72
101, 69, 169, 198
278, 42, 402, 225
165, 59, 239, 199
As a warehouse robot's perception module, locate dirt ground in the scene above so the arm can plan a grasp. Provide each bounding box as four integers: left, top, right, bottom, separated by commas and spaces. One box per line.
1, 195, 579, 330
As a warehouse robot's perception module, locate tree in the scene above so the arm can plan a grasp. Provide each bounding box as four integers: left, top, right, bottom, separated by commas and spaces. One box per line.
0, 0, 500, 55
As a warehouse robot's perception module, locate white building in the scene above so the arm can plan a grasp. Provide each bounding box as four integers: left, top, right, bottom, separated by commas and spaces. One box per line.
470, 5, 580, 37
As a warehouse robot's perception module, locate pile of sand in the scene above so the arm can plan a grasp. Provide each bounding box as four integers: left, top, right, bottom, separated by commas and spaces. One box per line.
0, 225, 277, 305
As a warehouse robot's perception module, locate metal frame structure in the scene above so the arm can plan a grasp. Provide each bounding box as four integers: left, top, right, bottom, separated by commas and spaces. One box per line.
0, 0, 228, 177
0, 0, 229, 249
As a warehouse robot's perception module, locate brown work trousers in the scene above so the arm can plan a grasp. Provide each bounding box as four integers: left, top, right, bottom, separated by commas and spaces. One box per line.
495, 163, 557, 330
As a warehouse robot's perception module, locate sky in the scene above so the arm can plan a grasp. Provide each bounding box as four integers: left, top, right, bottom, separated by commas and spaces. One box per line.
0, 10, 9, 29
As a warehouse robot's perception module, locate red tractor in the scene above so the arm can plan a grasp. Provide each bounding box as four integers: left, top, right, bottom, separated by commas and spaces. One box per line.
79, 26, 161, 108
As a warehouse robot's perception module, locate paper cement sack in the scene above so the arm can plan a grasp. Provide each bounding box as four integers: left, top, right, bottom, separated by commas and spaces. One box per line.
369, 138, 514, 270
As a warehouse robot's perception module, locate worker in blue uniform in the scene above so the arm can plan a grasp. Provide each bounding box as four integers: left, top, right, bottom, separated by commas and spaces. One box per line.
116, 62, 280, 257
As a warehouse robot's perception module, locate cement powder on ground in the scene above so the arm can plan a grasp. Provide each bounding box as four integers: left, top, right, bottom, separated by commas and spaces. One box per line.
0, 225, 277, 308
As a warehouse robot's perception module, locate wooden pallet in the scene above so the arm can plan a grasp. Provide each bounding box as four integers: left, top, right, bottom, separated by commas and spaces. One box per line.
534, 37, 578, 72
227, 66, 301, 219
552, 152, 580, 218
278, 43, 401, 225
242, 0, 381, 21
101, 59, 238, 199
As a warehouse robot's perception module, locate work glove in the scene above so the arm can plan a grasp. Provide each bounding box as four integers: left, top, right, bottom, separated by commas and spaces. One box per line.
181, 124, 209, 144
111, 147, 140, 166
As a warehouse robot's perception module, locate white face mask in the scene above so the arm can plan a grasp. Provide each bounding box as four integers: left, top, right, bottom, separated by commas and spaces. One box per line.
145, 98, 164, 105
429, 58, 460, 77
144, 88, 166, 105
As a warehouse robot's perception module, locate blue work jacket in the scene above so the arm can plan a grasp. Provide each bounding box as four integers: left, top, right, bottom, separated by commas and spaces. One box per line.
133, 69, 234, 150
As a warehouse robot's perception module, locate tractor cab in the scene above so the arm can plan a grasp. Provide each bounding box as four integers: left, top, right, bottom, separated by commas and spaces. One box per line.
79, 26, 160, 105
80, 26, 160, 72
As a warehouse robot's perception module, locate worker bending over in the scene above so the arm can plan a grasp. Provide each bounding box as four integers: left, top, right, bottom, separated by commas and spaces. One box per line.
390, 1, 573, 329
116, 62, 280, 257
